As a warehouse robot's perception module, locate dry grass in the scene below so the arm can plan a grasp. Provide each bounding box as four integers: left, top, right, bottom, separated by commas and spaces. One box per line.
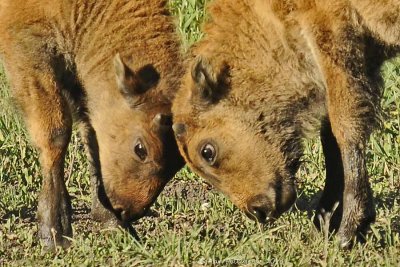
1, 1, 399, 266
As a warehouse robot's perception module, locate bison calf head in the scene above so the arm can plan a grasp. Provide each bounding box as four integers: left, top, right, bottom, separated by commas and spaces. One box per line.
91, 54, 184, 223
172, 56, 299, 223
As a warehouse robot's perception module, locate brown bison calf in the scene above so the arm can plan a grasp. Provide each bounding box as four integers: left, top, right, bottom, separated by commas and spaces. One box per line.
0, 0, 184, 248
173, 0, 399, 247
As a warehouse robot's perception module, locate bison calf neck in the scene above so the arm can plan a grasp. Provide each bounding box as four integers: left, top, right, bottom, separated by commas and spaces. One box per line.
0, 0, 184, 248
173, 0, 400, 247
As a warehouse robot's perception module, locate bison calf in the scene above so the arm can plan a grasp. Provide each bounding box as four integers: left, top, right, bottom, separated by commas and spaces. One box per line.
173, 0, 399, 247
0, 0, 184, 248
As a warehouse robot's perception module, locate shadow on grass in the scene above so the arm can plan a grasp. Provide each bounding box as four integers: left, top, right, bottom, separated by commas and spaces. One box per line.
1, 205, 92, 222
1, 206, 36, 223
294, 190, 322, 213
374, 189, 400, 233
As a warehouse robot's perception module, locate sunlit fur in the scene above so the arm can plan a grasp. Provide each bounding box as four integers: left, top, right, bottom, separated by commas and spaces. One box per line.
0, 0, 184, 247
173, 0, 399, 245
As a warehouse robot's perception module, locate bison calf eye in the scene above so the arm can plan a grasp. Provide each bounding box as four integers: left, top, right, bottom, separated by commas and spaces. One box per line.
134, 140, 147, 161
201, 143, 216, 164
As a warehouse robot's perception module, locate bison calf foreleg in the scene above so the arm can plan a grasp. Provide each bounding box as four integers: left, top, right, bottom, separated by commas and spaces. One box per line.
79, 121, 120, 226
325, 73, 376, 247
14, 71, 73, 249
338, 141, 375, 245
315, 120, 344, 232
304, 13, 377, 246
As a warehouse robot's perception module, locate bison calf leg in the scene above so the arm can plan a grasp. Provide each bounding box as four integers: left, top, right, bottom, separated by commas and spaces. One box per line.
79, 121, 120, 226
303, 10, 377, 246
326, 103, 375, 247
37, 146, 72, 249
338, 143, 375, 247
13, 71, 73, 249
326, 83, 376, 247
326, 75, 376, 247
315, 119, 344, 232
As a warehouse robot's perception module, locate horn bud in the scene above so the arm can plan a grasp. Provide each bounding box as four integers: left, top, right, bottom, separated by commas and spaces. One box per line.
152, 113, 172, 132
172, 123, 186, 139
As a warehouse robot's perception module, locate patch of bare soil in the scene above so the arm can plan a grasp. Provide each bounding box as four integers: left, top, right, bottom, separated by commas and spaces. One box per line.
69, 178, 214, 240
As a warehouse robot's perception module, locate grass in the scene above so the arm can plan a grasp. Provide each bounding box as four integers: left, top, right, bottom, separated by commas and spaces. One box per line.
1, 0, 399, 266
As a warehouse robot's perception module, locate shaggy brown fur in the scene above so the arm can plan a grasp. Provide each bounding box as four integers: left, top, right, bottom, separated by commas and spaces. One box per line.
173, 0, 399, 247
0, 0, 184, 248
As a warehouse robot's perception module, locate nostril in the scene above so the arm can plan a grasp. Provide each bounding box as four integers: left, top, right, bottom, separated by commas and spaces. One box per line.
246, 194, 271, 223
248, 204, 268, 223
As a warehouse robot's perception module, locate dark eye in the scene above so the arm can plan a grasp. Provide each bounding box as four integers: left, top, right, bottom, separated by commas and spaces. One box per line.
201, 143, 216, 164
134, 140, 147, 161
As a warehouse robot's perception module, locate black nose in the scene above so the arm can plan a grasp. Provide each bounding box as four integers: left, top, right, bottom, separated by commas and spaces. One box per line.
246, 195, 271, 223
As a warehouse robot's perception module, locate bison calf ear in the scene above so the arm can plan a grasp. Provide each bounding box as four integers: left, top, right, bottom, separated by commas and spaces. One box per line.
113, 53, 160, 99
191, 56, 230, 105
